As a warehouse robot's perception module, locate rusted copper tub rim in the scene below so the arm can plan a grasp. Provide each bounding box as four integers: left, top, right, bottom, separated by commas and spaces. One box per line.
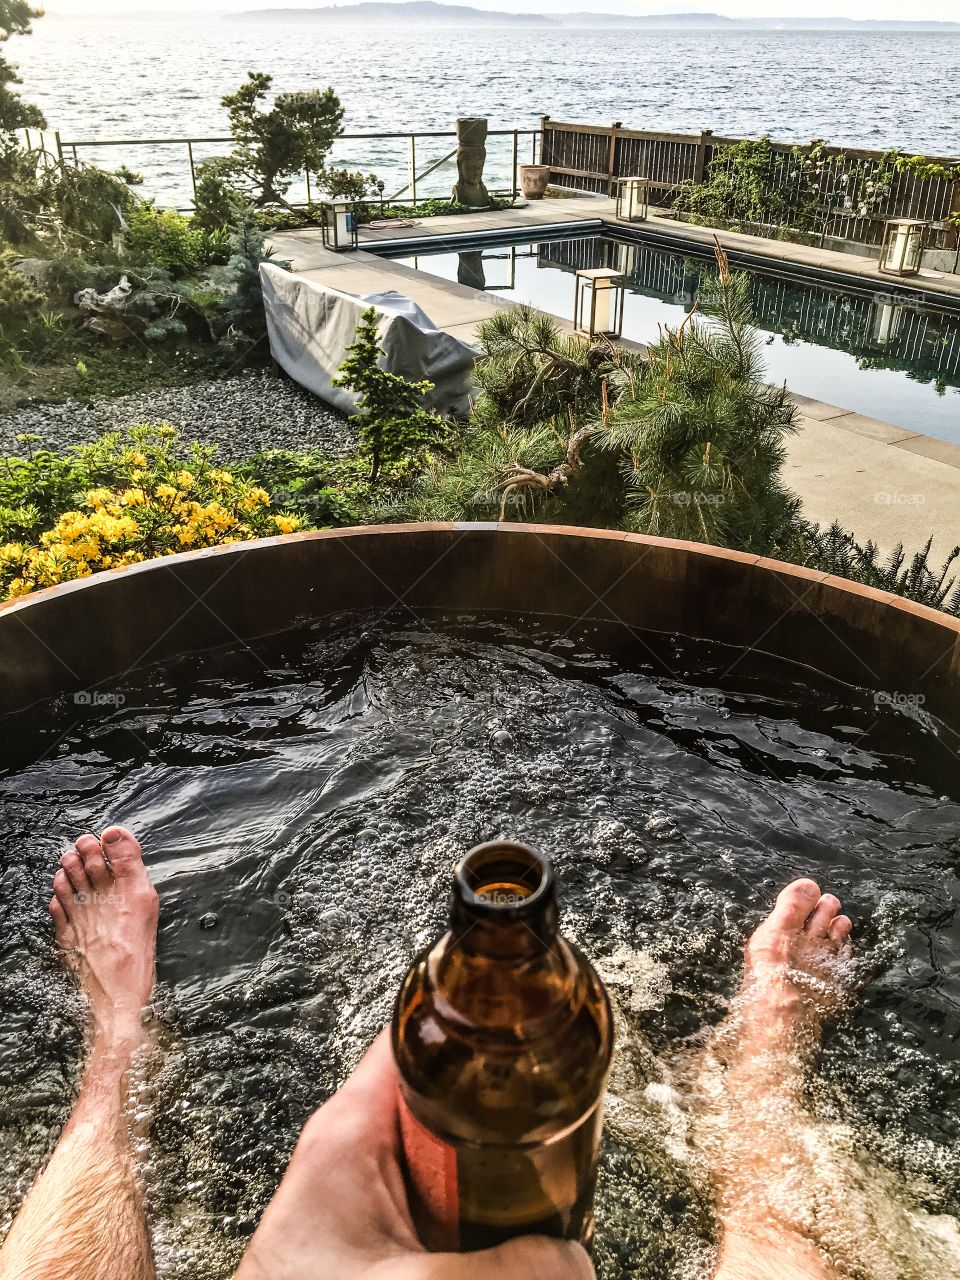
1, 523, 958, 729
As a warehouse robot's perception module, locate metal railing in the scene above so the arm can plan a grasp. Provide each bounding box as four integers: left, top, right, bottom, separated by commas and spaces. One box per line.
21, 127, 541, 213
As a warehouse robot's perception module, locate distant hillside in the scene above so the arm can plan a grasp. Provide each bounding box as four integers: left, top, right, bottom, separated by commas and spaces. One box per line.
229, 5, 960, 30
565, 11, 732, 26
725, 16, 960, 29
231, 2, 558, 23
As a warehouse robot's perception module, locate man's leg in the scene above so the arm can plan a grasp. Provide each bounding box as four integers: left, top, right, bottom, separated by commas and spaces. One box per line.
703, 879, 855, 1280
0, 826, 159, 1280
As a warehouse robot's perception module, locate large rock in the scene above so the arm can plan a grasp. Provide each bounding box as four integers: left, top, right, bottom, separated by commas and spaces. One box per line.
11, 258, 53, 288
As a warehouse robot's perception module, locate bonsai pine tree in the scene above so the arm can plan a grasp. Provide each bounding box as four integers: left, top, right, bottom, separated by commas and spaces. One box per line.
470, 304, 634, 432
414, 245, 800, 550
605, 243, 802, 550
413, 305, 638, 525
215, 72, 345, 208
333, 307, 448, 485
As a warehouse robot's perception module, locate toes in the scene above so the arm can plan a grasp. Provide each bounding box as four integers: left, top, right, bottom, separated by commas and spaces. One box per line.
100, 825, 144, 879
766, 878, 821, 933
805, 893, 842, 938
53, 869, 75, 917
75, 833, 113, 890
59, 849, 92, 897
828, 914, 853, 947
48, 896, 74, 944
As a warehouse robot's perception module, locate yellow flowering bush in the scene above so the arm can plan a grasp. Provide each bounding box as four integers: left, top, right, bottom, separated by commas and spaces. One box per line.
0, 424, 302, 601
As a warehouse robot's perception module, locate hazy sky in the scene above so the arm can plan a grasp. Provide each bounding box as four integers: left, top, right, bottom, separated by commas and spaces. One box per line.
34, 1, 960, 18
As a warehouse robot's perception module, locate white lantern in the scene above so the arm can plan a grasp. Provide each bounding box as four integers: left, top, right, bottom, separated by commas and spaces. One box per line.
574, 268, 625, 339
871, 301, 902, 347
321, 199, 360, 252
616, 176, 649, 223
879, 219, 927, 277
619, 242, 638, 279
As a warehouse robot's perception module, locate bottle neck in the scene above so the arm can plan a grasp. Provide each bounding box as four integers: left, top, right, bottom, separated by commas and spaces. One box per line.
449, 840, 558, 960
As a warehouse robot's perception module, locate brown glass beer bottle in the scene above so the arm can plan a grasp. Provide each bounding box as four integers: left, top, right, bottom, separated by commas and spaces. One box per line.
392, 840, 614, 1253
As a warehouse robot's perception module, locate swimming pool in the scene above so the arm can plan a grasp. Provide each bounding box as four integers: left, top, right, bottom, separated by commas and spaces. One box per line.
387, 231, 960, 444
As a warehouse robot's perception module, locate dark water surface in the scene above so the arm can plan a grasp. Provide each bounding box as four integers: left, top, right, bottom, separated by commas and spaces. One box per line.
0, 613, 958, 1278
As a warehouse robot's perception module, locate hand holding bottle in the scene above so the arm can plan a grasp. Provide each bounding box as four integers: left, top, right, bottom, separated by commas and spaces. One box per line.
234, 1028, 595, 1280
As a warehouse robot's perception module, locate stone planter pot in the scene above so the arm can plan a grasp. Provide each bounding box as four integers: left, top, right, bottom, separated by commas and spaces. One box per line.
519, 164, 551, 200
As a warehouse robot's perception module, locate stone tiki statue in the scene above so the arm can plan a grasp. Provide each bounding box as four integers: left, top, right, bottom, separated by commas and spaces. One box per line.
453, 116, 492, 208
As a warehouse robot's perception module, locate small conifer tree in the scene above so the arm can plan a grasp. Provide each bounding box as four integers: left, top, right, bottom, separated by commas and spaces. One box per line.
218, 215, 282, 340
333, 307, 448, 484
421, 248, 799, 550
216, 72, 345, 208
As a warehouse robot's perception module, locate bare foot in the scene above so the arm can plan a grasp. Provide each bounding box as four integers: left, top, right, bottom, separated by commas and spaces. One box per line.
737, 878, 854, 1049
48, 825, 159, 1050
702, 880, 859, 1280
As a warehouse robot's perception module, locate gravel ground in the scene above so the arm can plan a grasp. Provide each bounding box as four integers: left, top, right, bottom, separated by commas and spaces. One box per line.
0, 372, 357, 461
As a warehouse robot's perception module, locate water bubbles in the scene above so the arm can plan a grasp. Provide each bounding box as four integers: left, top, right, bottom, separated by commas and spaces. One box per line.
490, 729, 514, 751
199, 912, 218, 929
645, 810, 680, 840
596, 943, 672, 1015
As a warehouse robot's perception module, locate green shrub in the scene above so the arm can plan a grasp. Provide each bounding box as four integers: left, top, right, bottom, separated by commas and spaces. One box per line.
237, 450, 363, 527
0, 257, 42, 326
123, 203, 230, 275
254, 206, 307, 232
215, 216, 285, 341
0, 257, 43, 374
44, 252, 124, 303
0, 425, 303, 601
0, 433, 90, 540
368, 196, 510, 223
43, 163, 137, 250
786, 522, 960, 615
192, 159, 252, 232
323, 167, 378, 201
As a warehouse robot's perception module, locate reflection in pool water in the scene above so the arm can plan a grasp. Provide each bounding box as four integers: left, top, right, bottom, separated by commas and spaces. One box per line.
0, 614, 958, 1278
390, 234, 960, 443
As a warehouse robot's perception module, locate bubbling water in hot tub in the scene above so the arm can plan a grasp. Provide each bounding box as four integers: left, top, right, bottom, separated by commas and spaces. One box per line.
0, 612, 958, 1280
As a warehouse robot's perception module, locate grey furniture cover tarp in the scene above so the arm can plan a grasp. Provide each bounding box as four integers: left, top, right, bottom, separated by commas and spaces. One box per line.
260, 263, 476, 417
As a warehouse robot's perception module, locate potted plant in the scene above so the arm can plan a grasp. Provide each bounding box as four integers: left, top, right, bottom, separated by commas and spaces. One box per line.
519, 164, 551, 200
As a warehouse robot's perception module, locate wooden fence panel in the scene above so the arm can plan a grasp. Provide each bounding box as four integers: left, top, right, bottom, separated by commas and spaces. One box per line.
540, 118, 958, 248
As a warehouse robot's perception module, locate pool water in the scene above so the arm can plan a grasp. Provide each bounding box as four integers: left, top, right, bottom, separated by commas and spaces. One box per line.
0, 613, 958, 1279
390, 233, 960, 444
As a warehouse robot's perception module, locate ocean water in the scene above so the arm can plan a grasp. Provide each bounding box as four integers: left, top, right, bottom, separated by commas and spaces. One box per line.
10, 16, 960, 207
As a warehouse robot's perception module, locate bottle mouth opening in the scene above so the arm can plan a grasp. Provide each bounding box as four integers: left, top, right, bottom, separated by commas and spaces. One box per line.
455, 841, 555, 921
